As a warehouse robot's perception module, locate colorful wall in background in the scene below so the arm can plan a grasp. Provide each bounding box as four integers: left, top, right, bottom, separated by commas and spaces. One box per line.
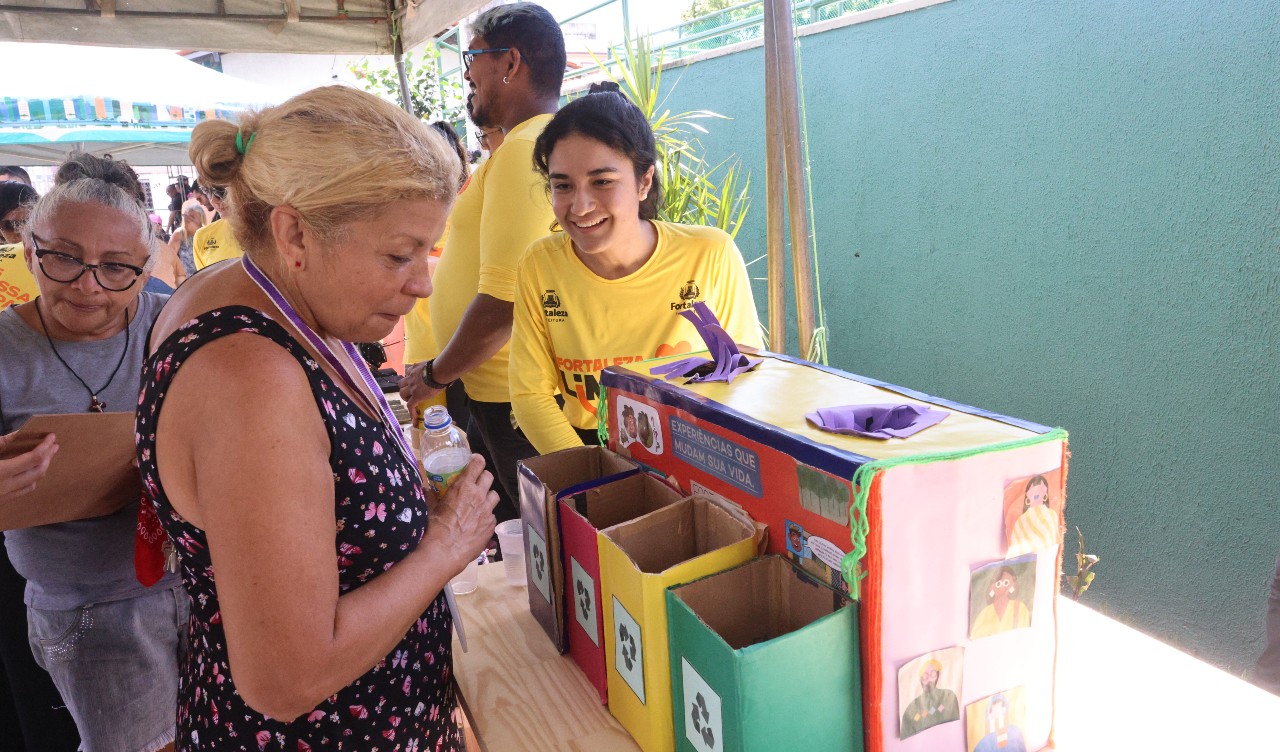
658, 0, 1279, 673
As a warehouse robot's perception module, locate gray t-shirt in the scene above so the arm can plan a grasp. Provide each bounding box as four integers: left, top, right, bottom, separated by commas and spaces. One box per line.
0, 292, 180, 609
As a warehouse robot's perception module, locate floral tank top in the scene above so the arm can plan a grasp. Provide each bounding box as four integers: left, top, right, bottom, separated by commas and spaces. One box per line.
136, 306, 461, 751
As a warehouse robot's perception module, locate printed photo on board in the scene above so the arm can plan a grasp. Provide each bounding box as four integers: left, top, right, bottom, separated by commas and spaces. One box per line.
897, 646, 964, 740
968, 555, 1037, 639
965, 686, 1028, 752
616, 396, 663, 454
1003, 468, 1063, 557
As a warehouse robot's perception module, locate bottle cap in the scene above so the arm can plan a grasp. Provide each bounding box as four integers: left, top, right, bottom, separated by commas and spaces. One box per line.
422, 405, 452, 431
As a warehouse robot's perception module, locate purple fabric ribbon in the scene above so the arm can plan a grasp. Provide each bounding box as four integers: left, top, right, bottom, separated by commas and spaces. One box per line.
648, 302, 761, 384
804, 403, 949, 439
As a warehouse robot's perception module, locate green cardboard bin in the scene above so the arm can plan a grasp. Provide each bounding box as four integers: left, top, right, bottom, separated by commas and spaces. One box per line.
666, 555, 863, 752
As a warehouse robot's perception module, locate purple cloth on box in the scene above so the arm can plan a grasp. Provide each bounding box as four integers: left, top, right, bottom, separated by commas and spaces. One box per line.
804, 403, 949, 439
648, 302, 761, 384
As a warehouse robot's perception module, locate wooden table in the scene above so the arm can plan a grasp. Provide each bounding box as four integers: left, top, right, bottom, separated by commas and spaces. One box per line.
452, 562, 640, 752
453, 565, 1279, 751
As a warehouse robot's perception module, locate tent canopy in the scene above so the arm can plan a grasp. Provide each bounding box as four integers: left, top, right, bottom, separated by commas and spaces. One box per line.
0, 0, 488, 54
0, 42, 288, 166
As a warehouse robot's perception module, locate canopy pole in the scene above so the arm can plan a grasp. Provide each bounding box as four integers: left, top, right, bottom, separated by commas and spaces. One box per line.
762, 0, 787, 353
393, 36, 414, 115
763, 0, 816, 352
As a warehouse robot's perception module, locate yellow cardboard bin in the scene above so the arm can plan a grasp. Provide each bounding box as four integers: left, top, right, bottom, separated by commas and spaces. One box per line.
599, 495, 757, 752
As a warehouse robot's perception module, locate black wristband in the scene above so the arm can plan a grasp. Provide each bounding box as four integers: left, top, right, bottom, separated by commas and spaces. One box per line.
421, 358, 454, 390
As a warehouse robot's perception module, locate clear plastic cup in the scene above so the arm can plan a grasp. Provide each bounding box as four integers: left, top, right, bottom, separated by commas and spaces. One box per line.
450, 556, 481, 595
495, 520, 527, 586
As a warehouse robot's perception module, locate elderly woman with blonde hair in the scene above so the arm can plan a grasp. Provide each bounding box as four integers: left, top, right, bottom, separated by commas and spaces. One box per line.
137, 86, 499, 750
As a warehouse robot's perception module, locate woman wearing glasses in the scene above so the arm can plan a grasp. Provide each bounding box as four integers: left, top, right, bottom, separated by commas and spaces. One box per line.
0, 153, 185, 751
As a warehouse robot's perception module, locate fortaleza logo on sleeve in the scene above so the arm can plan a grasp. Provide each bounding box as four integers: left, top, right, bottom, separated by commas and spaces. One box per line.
671, 279, 701, 311
541, 289, 568, 320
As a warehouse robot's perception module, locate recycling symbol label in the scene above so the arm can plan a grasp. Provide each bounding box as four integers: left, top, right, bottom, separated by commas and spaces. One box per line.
612, 596, 645, 703
570, 557, 599, 646
525, 526, 551, 604
681, 657, 722, 752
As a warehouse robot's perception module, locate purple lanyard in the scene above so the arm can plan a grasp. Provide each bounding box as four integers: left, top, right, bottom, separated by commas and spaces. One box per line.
241, 256, 417, 470
242, 256, 469, 645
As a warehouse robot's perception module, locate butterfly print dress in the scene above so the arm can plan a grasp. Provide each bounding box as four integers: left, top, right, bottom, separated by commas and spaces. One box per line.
136, 306, 461, 751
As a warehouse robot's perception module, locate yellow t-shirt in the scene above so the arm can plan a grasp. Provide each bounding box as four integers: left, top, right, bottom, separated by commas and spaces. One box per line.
192, 219, 243, 271
510, 221, 764, 454
0, 242, 36, 310
429, 114, 555, 404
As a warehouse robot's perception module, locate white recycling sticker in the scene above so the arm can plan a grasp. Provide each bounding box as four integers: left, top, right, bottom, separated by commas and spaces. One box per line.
681, 657, 723, 752
570, 556, 599, 646
526, 525, 551, 604
612, 596, 645, 703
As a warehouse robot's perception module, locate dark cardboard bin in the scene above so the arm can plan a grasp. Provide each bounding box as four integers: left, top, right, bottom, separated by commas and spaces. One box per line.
517, 446, 639, 652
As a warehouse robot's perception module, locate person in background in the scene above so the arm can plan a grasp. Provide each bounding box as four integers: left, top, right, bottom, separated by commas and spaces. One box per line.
510, 83, 762, 454
0, 167, 31, 185
141, 84, 497, 749
0, 182, 36, 245
477, 124, 505, 156
165, 182, 182, 232
0, 152, 183, 752
167, 203, 206, 282
400, 2, 566, 521
192, 184, 242, 271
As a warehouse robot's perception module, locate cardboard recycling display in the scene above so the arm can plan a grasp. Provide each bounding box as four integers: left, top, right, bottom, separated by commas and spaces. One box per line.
560, 472, 684, 704
667, 555, 862, 752
601, 352, 1068, 752
599, 495, 757, 752
517, 446, 640, 653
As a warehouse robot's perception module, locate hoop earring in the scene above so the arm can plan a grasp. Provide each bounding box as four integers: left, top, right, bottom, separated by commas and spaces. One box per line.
502, 76, 510, 85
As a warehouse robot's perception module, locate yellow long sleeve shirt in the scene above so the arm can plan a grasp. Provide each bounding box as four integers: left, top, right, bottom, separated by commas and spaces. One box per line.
510, 221, 763, 454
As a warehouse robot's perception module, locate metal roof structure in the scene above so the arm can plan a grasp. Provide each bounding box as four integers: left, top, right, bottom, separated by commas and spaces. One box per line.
0, 0, 487, 54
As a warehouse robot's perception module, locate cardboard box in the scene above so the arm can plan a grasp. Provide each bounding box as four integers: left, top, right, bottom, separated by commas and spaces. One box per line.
560, 472, 685, 704
667, 555, 862, 752
601, 353, 1068, 752
599, 495, 757, 752
517, 446, 640, 652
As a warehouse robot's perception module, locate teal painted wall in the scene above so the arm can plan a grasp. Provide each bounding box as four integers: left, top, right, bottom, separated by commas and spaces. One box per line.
657, 0, 1279, 673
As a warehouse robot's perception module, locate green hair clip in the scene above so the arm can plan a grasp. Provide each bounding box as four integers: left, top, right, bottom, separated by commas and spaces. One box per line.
235, 130, 256, 156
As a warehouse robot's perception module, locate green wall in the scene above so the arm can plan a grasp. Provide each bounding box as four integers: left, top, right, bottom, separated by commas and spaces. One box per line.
658, 0, 1279, 673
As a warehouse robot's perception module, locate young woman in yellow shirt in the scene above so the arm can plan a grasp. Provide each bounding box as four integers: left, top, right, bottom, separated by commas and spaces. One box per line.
510, 83, 763, 454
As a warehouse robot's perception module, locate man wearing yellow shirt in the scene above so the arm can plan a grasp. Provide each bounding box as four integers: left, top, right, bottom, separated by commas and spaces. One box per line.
400, 3, 565, 521
193, 186, 243, 270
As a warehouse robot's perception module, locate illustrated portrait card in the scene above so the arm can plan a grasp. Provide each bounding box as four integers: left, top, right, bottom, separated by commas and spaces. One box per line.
1002, 468, 1064, 557
965, 686, 1028, 752
968, 554, 1037, 640
897, 646, 964, 740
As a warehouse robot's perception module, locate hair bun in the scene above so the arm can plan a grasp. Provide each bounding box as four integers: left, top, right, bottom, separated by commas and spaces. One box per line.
587, 81, 623, 96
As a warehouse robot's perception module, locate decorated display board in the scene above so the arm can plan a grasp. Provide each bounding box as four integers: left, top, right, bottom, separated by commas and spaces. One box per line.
599, 352, 1067, 752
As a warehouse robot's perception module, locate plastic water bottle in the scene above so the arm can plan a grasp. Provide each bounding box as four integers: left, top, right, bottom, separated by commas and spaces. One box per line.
419, 405, 471, 496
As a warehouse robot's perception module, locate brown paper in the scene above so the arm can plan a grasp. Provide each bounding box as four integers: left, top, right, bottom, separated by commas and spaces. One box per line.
0, 412, 138, 530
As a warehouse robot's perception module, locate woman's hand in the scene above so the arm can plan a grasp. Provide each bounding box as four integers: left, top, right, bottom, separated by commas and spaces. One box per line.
0, 432, 57, 502
422, 453, 499, 575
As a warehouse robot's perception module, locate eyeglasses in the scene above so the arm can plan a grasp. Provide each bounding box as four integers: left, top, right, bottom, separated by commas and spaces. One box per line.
33, 239, 146, 292
462, 47, 512, 70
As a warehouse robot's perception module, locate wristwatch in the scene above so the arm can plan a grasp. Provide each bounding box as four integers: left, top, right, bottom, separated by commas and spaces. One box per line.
420, 358, 454, 390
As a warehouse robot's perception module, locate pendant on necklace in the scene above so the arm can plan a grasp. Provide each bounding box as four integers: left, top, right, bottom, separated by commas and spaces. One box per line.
89, 395, 105, 413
